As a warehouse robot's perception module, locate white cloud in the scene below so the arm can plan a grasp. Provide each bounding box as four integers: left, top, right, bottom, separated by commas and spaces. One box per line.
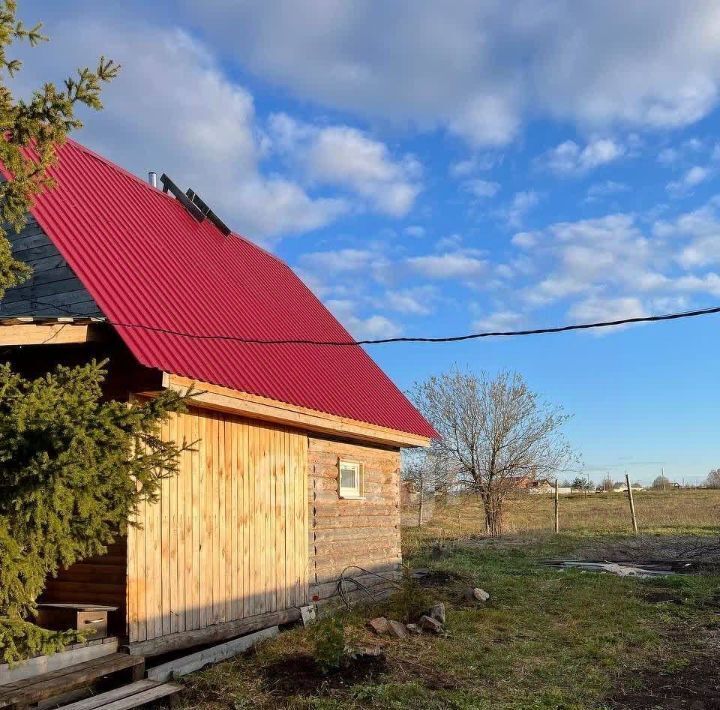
326, 299, 403, 339
658, 147, 680, 165
503, 191, 541, 227
666, 165, 710, 195
14, 17, 348, 241
511, 231, 539, 249
300, 248, 381, 274
450, 154, 500, 177
541, 138, 624, 175
585, 180, 629, 201
384, 287, 437, 315
269, 114, 421, 216
654, 201, 720, 267
407, 253, 487, 280
187, 2, 720, 145
472, 310, 524, 331
463, 179, 501, 199
404, 225, 426, 238
568, 297, 648, 330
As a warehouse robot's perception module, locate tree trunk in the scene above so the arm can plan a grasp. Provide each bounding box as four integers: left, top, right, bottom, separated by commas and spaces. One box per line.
417, 485, 424, 527
481, 492, 504, 537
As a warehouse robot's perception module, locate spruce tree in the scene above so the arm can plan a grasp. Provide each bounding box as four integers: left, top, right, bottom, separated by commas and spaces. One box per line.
0, 2, 188, 664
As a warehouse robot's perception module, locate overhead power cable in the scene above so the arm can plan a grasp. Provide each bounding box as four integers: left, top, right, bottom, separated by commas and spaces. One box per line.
16, 300, 720, 347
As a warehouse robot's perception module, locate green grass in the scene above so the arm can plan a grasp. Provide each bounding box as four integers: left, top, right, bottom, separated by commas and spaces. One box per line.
179, 531, 720, 709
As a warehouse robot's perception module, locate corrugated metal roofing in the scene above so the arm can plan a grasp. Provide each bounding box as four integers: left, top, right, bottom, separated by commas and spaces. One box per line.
23, 139, 436, 440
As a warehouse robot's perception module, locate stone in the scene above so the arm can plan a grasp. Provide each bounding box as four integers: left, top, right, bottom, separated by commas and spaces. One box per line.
367, 617, 390, 635
388, 620, 408, 638
429, 602, 446, 624
406, 623, 421, 634
464, 587, 490, 602
419, 614, 443, 634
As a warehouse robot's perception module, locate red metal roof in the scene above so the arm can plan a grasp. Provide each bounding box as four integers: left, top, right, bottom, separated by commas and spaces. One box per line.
24, 139, 435, 440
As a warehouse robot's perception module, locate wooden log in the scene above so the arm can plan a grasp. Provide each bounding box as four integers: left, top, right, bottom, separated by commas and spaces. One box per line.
122, 608, 300, 657
147, 627, 278, 682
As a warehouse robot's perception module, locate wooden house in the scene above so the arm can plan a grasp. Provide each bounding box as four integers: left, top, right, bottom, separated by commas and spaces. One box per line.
0, 140, 435, 657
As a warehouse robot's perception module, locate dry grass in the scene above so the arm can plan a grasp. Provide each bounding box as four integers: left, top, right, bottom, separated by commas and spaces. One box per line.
402, 489, 720, 555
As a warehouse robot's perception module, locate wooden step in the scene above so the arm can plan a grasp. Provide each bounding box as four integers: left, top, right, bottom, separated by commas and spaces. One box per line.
0, 653, 145, 709
58, 680, 181, 710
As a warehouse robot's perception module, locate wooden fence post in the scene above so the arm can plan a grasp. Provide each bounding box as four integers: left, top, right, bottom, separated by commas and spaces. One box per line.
625, 472, 639, 534
554, 479, 559, 533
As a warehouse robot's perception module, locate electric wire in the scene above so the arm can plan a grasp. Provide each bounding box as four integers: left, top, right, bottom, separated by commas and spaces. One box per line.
10, 298, 720, 347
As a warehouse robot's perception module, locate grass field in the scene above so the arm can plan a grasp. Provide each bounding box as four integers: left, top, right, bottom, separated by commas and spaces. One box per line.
403, 489, 720, 553
179, 491, 720, 709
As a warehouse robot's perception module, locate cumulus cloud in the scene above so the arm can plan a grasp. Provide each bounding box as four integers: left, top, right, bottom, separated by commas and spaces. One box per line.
187, 1, 720, 145
666, 165, 711, 196
406, 253, 487, 280
268, 114, 421, 216
568, 297, 648, 329
585, 180, 629, 201
384, 287, 438, 315
541, 138, 624, 175
463, 179, 501, 199
472, 310, 524, 331
503, 191, 541, 227
326, 299, 403, 339
13, 16, 347, 241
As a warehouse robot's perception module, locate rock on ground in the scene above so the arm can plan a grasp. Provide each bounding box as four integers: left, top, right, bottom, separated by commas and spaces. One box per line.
419, 615, 443, 633
367, 617, 390, 635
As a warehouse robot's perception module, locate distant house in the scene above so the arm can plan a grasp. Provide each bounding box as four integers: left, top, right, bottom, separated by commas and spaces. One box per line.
0, 140, 436, 657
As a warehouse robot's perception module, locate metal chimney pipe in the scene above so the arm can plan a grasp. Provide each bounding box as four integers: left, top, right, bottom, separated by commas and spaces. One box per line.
148, 171, 158, 188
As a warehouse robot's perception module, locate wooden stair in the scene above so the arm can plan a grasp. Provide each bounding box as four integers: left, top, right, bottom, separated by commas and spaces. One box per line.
0, 653, 145, 710
58, 679, 182, 710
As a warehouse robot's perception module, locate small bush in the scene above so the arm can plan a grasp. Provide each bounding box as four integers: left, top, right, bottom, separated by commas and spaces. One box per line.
310, 616, 346, 674
389, 565, 433, 623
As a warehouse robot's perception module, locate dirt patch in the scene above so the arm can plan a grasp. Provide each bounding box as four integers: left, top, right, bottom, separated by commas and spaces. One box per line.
612, 629, 720, 709
261, 653, 388, 696
641, 589, 685, 605
416, 569, 468, 588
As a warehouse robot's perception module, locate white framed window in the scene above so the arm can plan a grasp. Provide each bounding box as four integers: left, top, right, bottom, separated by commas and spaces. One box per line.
339, 460, 363, 499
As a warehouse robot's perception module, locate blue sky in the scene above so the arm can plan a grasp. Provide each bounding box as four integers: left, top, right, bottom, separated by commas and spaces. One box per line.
17, 1, 720, 484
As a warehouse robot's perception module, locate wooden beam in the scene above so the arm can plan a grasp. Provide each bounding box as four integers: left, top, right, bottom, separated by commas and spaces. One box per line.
161, 374, 431, 449
122, 608, 300, 657
147, 627, 278, 682
0, 323, 103, 347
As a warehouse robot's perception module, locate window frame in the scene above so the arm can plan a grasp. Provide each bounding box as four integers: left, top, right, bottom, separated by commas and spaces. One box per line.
338, 459, 364, 499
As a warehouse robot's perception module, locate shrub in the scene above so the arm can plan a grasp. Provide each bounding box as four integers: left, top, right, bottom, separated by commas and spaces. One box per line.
311, 617, 346, 674
389, 565, 433, 623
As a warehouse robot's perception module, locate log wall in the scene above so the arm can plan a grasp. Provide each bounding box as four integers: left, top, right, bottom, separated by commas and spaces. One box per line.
307, 437, 402, 602
40, 541, 127, 635
127, 407, 309, 644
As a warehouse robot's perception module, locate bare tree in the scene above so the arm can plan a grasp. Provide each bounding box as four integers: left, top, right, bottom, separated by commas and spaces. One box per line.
599, 474, 614, 492
411, 368, 574, 536
651, 474, 672, 490
401, 448, 456, 526
704, 468, 720, 489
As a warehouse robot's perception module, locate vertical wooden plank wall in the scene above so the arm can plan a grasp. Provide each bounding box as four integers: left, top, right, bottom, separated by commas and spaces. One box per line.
127, 407, 309, 643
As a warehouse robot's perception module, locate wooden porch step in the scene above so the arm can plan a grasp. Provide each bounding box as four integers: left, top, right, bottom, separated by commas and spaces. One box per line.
0, 653, 145, 709
59, 680, 182, 710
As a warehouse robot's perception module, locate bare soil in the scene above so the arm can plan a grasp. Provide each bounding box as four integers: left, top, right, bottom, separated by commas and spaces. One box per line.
612, 630, 720, 709
260, 652, 388, 696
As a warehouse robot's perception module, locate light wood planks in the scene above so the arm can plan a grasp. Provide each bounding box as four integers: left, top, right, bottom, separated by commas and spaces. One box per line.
162, 373, 432, 449
127, 408, 309, 643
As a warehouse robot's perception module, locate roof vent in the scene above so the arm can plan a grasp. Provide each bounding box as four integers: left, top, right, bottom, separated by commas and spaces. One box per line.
148, 171, 158, 188
159, 173, 231, 236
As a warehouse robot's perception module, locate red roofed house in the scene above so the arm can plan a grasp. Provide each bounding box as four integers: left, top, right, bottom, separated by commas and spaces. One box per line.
0, 140, 435, 657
